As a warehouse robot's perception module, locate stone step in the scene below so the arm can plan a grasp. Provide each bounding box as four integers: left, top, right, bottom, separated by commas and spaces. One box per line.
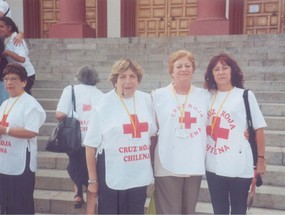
34, 190, 285, 215
255, 91, 285, 103
199, 180, 285, 210
32, 79, 285, 90
38, 144, 284, 168
35, 164, 285, 192
41, 110, 285, 132
34, 189, 86, 214
38, 136, 49, 152
266, 146, 285, 166
265, 116, 285, 131
195, 201, 285, 214
38, 99, 285, 118
38, 127, 285, 150
32, 86, 285, 103
265, 130, 285, 147
45, 110, 57, 123
36, 169, 72, 192
260, 103, 285, 117
38, 99, 58, 110
38, 151, 68, 170
38, 125, 285, 148
34, 173, 285, 213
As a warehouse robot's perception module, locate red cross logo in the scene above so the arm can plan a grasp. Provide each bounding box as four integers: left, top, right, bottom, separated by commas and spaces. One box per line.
179, 111, 197, 129
123, 114, 148, 138
83, 104, 92, 111
0, 114, 9, 127
206, 117, 229, 144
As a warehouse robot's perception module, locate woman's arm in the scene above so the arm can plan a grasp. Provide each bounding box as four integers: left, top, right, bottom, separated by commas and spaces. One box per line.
0, 125, 37, 138
255, 128, 266, 175
86, 146, 98, 196
3, 50, 25, 63
55, 111, 67, 122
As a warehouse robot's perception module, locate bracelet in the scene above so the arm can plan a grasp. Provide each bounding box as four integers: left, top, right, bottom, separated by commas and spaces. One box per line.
5, 127, 10, 135
258, 155, 266, 159
88, 179, 98, 184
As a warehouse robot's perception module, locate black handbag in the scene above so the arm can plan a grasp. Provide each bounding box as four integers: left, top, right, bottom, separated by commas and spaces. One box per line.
46, 85, 82, 153
243, 89, 262, 187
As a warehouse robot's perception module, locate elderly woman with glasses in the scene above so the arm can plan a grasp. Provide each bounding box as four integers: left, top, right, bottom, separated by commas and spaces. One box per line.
0, 63, 46, 214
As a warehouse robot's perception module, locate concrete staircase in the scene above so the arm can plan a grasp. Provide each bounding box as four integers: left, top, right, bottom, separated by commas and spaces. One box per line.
28, 34, 285, 214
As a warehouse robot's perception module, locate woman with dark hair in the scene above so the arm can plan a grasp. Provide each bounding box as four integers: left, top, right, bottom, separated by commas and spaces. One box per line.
0, 38, 8, 104
0, 16, 35, 94
0, 63, 46, 214
204, 53, 266, 214
56, 65, 103, 213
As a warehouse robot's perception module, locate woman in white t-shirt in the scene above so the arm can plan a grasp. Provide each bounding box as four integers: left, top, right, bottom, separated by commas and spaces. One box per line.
56, 65, 103, 213
204, 53, 266, 214
152, 50, 210, 214
84, 59, 157, 214
0, 16, 35, 94
0, 63, 46, 214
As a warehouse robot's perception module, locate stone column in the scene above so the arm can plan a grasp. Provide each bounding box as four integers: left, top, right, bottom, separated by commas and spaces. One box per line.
49, 0, 95, 38
189, 0, 229, 35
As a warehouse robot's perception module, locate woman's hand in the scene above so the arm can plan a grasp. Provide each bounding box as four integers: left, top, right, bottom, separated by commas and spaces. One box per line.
256, 157, 266, 176
13, 32, 24, 46
87, 183, 98, 197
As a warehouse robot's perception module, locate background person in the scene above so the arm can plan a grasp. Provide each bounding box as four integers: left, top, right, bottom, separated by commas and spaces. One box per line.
56, 65, 103, 213
0, 0, 11, 18
152, 50, 210, 214
0, 0, 24, 45
0, 16, 35, 94
204, 53, 266, 214
0, 63, 46, 214
0, 38, 8, 104
84, 58, 157, 214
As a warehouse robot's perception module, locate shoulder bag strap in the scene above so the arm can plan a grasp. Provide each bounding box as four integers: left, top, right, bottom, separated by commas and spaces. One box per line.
4, 7, 10, 17
243, 89, 257, 166
71, 85, 76, 117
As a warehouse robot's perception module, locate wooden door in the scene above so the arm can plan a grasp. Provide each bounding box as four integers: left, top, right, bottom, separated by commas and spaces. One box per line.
136, 0, 197, 37
244, 0, 283, 34
40, 0, 96, 38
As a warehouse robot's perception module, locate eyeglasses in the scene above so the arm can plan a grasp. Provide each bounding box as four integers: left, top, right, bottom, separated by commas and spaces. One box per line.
3, 77, 20, 82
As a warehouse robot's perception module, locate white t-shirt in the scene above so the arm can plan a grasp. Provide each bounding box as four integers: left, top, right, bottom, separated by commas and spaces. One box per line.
206, 87, 267, 178
4, 32, 35, 77
0, 0, 11, 17
56, 84, 103, 143
152, 85, 211, 177
0, 92, 46, 175
84, 90, 157, 190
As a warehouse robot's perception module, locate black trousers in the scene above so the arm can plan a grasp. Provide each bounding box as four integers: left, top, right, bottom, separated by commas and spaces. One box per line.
66, 147, 89, 196
97, 151, 147, 214
0, 149, 35, 214
206, 171, 252, 215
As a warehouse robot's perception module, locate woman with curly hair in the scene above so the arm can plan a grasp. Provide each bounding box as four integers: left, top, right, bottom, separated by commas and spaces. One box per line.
204, 53, 267, 214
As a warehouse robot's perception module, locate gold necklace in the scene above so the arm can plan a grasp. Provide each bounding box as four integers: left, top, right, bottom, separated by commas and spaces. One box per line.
209, 88, 233, 136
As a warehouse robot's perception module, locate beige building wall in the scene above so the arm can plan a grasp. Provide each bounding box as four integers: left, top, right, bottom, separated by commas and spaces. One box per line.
6, 0, 24, 32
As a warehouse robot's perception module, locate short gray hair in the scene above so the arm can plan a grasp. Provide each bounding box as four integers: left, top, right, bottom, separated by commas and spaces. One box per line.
75, 65, 100, 86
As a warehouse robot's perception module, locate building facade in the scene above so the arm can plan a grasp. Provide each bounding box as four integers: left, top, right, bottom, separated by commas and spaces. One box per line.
15, 0, 285, 38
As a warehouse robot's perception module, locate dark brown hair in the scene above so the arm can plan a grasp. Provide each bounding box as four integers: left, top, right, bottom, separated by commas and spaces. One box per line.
204, 53, 244, 91
3, 63, 27, 82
